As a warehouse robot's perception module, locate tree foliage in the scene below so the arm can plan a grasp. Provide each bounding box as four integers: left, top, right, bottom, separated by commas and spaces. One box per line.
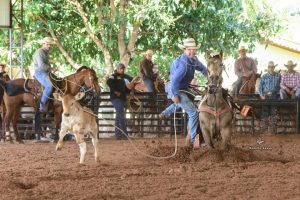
0, 0, 281, 83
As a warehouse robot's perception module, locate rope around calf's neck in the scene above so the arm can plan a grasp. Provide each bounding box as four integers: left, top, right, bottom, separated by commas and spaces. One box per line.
83, 107, 178, 160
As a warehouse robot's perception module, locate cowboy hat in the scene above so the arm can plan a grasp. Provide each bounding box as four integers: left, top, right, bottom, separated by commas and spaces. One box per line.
178, 38, 200, 50
38, 37, 55, 45
210, 50, 221, 57
267, 61, 278, 67
284, 60, 297, 67
238, 45, 248, 52
115, 63, 126, 69
142, 49, 153, 56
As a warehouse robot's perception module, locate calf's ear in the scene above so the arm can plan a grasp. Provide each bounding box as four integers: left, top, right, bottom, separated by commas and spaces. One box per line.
75, 92, 85, 101
53, 93, 62, 101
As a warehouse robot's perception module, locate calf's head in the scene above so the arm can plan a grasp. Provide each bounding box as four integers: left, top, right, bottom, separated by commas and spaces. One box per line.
53, 92, 85, 117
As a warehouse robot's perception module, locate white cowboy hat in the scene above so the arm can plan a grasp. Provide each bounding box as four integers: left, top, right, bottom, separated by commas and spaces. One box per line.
178, 38, 200, 50
267, 61, 278, 67
38, 37, 55, 45
210, 50, 221, 57
238, 45, 248, 52
284, 60, 297, 67
141, 49, 153, 56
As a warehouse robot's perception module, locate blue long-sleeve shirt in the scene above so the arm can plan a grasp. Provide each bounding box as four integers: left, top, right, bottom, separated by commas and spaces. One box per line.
258, 72, 281, 96
168, 53, 207, 97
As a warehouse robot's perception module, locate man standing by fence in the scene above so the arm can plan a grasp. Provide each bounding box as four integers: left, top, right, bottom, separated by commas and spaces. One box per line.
107, 63, 137, 140
167, 38, 207, 145
258, 61, 281, 134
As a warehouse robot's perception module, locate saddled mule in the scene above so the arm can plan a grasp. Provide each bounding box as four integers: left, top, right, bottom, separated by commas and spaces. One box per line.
198, 53, 233, 150
0, 66, 100, 143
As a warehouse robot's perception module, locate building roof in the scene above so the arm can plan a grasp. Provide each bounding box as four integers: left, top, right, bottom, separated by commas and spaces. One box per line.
267, 38, 300, 54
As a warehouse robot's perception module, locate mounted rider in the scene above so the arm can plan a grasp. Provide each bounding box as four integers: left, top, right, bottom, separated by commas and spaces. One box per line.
231, 46, 257, 97
32, 37, 55, 113
139, 49, 156, 92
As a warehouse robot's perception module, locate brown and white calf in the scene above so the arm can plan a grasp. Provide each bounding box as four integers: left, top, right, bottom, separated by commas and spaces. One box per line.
53, 92, 99, 164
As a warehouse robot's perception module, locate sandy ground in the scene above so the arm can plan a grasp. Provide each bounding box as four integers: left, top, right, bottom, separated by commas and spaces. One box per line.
0, 133, 300, 200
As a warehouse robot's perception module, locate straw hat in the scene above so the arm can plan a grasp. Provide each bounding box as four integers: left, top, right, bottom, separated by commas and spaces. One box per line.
210, 50, 221, 57
38, 37, 55, 45
142, 49, 153, 56
267, 61, 278, 68
178, 38, 200, 50
238, 45, 247, 52
284, 60, 297, 67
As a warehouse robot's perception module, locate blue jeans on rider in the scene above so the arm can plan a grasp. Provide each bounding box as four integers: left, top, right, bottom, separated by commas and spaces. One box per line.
111, 98, 128, 139
161, 103, 180, 118
174, 92, 199, 143
143, 77, 154, 92
34, 71, 53, 112
232, 77, 243, 96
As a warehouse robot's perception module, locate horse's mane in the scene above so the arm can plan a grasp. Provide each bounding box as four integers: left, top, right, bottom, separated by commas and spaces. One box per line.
76, 66, 90, 72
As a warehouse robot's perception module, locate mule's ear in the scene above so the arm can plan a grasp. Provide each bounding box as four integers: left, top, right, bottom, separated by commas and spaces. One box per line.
75, 92, 85, 101
53, 93, 62, 101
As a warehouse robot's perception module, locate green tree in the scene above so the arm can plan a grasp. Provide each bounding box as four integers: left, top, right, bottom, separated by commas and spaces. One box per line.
0, 0, 281, 81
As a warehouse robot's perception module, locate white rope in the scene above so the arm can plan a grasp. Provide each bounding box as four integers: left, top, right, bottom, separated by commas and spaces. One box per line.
83, 105, 179, 159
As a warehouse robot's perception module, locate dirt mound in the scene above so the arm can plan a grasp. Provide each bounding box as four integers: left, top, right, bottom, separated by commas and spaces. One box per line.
149, 145, 292, 164
149, 145, 193, 162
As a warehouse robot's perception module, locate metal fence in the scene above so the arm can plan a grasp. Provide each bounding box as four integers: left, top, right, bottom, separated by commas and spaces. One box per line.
1, 92, 299, 138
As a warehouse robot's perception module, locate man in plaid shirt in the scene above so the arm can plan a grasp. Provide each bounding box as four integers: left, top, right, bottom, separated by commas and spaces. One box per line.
280, 60, 300, 99
258, 61, 281, 134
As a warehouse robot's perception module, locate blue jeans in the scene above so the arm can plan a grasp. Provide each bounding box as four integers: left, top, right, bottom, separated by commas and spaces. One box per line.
161, 103, 180, 117
231, 77, 242, 96
143, 78, 154, 92
111, 98, 127, 138
34, 71, 53, 106
280, 88, 300, 99
175, 92, 199, 143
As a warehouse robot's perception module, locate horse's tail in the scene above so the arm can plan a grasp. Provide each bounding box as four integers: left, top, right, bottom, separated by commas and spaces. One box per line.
0, 79, 7, 91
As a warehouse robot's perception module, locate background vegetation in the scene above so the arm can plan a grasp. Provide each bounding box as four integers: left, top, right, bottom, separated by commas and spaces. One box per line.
0, 0, 281, 87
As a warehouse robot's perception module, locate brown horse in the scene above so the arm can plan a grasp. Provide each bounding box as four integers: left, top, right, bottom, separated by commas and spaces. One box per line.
0, 66, 100, 143
239, 73, 261, 95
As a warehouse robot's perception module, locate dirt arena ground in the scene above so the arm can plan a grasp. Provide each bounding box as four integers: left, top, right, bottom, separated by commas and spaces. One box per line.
0, 134, 300, 200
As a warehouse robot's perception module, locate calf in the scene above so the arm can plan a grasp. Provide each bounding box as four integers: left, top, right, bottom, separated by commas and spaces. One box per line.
53, 92, 99, 164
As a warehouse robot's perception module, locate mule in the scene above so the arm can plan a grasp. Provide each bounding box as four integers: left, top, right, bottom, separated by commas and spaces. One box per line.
0, 66, 100, 143
198, 53, 233, 150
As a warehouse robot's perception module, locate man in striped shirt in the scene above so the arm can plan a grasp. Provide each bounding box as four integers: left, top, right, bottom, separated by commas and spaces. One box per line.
258, 61, 281, 134
280, 60, 300, 99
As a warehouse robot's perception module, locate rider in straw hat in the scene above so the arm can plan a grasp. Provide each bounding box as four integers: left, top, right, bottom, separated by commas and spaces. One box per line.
258, 61, 281, 134
161, 38, 207, 145
32, 37, 56, 113
280, 60, 300, 99
139, 49, 155, 92
231, 45, 257, 97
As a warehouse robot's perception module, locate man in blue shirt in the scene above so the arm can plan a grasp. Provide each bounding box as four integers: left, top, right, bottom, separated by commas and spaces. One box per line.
258, 61, 281, 134
164, 38, 207, 144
